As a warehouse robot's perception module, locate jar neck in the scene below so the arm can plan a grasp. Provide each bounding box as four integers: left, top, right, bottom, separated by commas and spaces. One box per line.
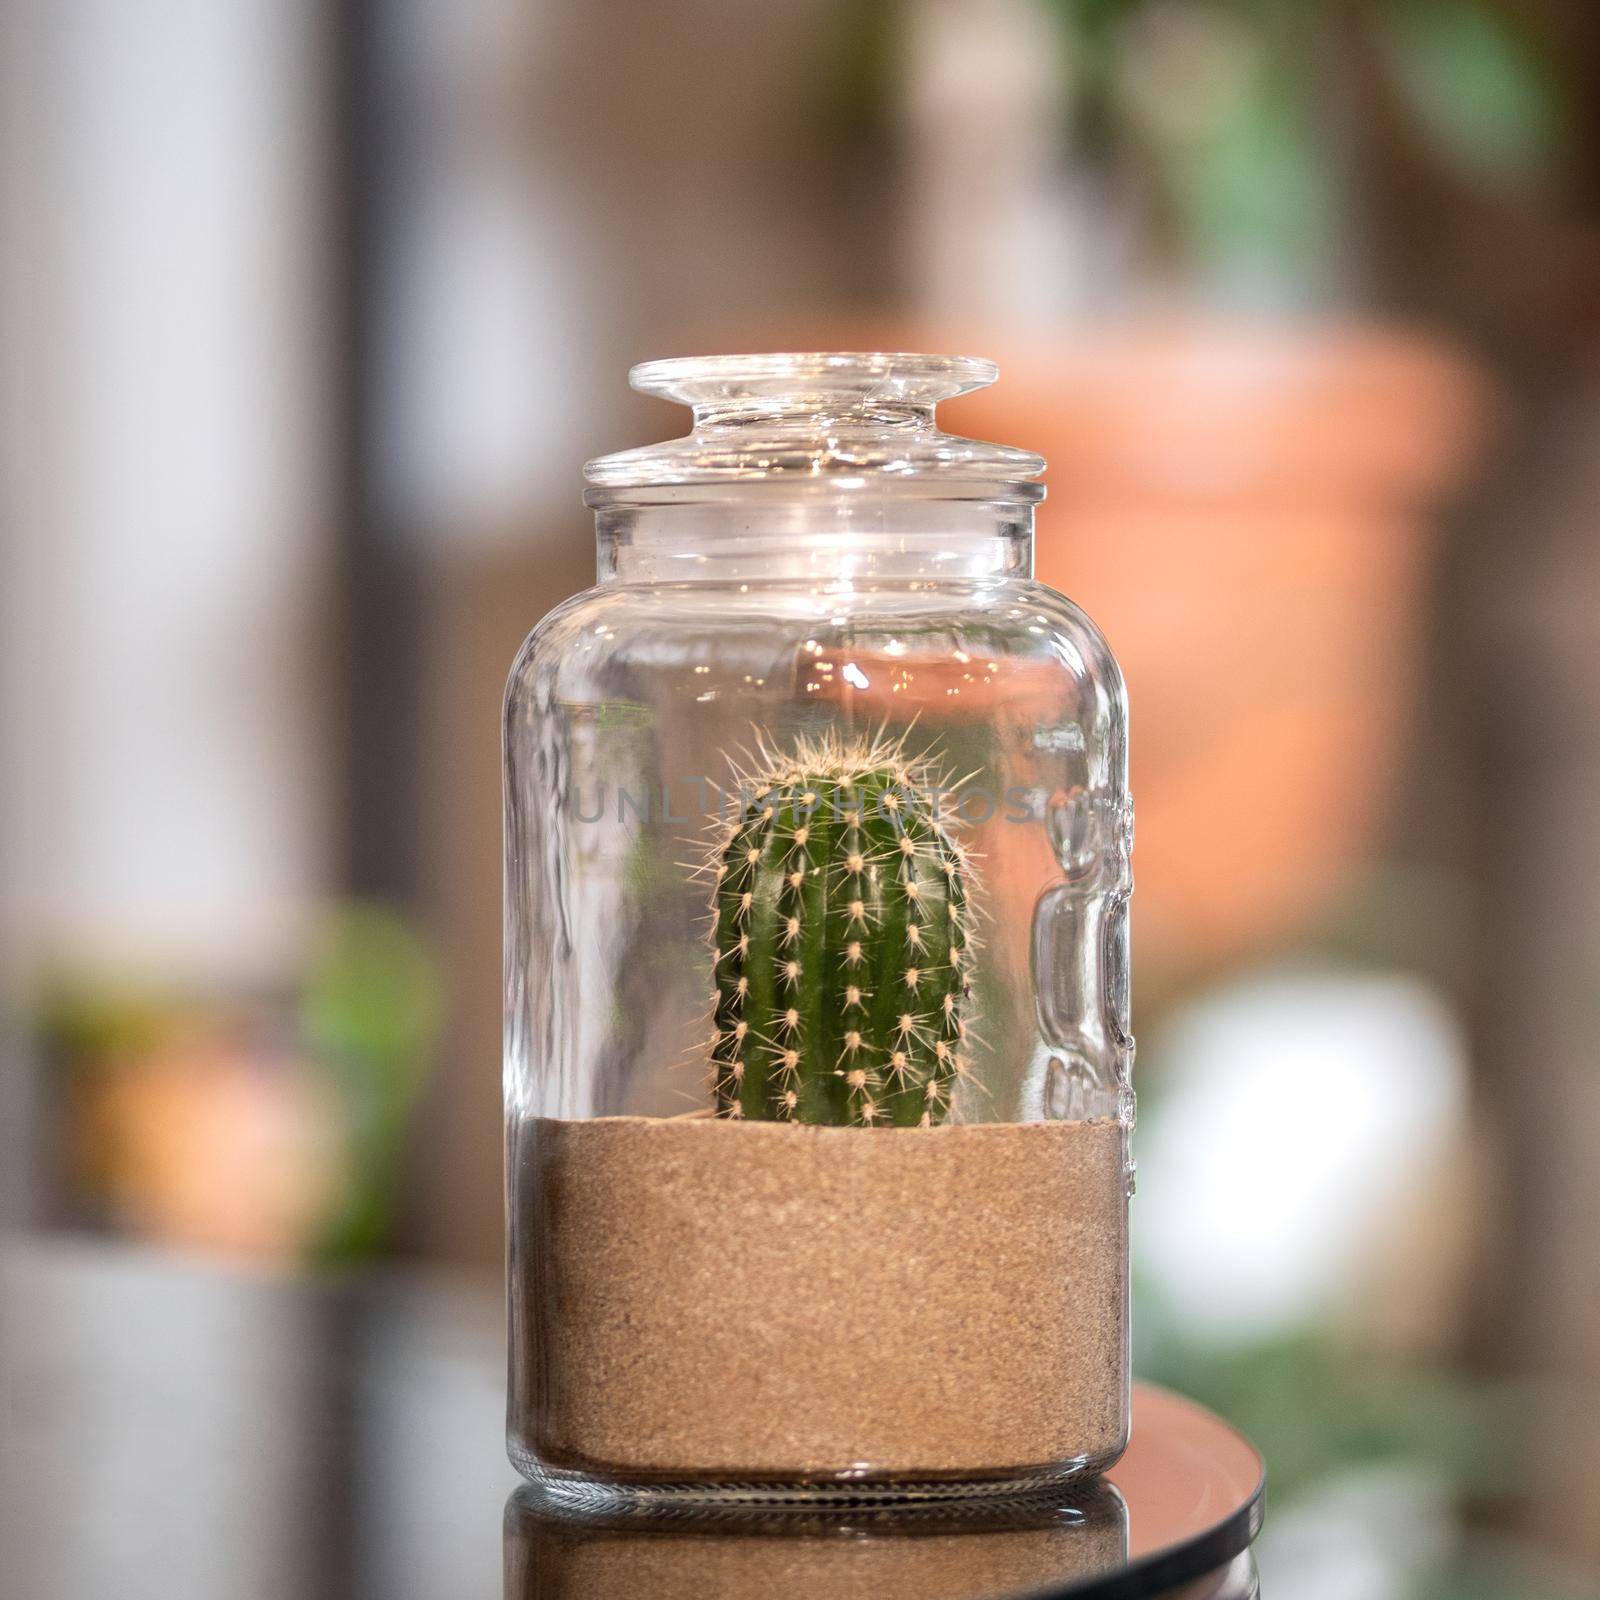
590, 486, 1037, 585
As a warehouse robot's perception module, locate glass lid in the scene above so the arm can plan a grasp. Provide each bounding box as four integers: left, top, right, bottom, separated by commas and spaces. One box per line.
584, 351, 1046, 494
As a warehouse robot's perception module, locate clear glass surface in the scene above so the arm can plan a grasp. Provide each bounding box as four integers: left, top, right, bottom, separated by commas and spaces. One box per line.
505, 356, 1133, 1499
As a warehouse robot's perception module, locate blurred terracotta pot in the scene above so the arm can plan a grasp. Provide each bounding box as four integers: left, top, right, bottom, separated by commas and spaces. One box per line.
79, 1038, 346, 1262
944, 322, 1491, 982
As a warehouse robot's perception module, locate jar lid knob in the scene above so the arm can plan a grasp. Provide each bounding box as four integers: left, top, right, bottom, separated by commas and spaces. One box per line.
585, 351, 1044, 492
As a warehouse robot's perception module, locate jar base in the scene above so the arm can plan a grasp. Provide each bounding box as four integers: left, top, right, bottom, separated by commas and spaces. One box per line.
508, 1443, 1126, 1511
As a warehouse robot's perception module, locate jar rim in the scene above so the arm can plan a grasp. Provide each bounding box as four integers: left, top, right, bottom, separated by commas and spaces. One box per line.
583, 478, 1046, 510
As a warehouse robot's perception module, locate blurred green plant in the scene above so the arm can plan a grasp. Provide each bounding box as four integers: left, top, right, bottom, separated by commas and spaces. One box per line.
35, 903, 442, 1264
299, 905, 443, 1262
1409, 1551, 1600, 1600
1135, 1302, 1521, 1503
1052, 0, 1570, 296
1132, 1277, 1600, 1597
829, 0, 1570, 301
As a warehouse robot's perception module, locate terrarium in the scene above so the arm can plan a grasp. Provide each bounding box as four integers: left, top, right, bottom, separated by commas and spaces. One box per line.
504, 353, 1133, 1504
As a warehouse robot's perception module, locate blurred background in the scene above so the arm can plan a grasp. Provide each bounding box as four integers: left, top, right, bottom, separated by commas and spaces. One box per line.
5, 1, 1600, 1596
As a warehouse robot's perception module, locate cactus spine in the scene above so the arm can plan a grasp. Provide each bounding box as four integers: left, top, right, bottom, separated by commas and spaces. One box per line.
707, 733, 976, 1126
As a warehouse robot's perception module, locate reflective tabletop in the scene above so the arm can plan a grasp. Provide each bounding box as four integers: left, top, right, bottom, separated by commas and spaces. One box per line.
0, 1239, 1263, 1599
507, 1386, 1263, 1599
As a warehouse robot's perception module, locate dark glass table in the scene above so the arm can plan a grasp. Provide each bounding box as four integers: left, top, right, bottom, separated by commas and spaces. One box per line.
0, 1239, 1262, 1599
507, 1385, 1263, 1599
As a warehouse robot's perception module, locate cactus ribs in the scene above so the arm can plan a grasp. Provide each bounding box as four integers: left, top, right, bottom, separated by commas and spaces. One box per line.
705, 731, 979, 1127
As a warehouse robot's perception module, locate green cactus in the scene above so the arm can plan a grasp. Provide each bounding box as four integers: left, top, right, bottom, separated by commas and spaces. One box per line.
706, 733, 977, 1126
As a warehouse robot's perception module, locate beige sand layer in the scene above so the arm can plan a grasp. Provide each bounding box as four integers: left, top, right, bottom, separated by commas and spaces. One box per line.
521, 1115, 1128, 1477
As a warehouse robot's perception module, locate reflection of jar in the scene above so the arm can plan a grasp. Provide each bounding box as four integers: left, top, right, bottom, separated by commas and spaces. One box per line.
504, 1483, 1129, 1600
504, 354, 1133, 1500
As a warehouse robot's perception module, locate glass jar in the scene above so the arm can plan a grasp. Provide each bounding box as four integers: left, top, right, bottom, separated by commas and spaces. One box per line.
505, 353, 1132, 1506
